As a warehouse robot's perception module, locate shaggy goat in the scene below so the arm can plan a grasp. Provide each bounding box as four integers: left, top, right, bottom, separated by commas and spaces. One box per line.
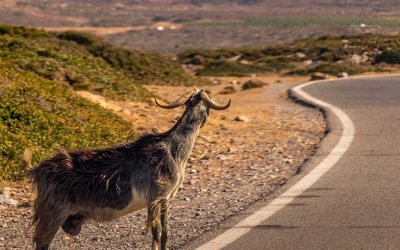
25, 89, 230, 250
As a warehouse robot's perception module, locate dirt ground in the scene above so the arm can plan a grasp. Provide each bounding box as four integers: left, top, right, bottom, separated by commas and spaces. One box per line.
0, 75, 326, 249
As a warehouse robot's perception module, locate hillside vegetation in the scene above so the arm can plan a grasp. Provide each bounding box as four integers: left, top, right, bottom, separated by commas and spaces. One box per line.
0, 61, 136, 180
178, 34, 400, 77
0, 25, 197, 101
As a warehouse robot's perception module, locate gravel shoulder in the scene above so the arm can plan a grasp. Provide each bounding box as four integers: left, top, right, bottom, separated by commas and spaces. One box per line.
0, 76, 326, 249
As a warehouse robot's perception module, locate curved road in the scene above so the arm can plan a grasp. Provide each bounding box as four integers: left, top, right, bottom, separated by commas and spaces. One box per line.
194, 75, 400, 249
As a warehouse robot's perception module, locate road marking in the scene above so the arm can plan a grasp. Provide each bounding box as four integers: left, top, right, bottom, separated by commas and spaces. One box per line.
196, 78, 356, 250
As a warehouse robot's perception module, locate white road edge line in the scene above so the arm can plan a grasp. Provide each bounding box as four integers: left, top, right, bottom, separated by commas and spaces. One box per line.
196, 77, 359, 250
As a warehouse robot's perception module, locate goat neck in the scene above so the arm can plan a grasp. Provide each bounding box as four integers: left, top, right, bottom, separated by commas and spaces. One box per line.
167, 105, 205, 164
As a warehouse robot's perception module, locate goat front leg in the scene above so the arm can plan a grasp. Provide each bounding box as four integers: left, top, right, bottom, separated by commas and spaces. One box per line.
160, 201, 170, 250
147, 202, 162, 250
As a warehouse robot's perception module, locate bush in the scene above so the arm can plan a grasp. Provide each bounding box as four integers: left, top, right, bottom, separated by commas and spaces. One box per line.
242, 79, 267, 90
197, 60, 270, 76
58, 31, 200, 86
375, 49, 400, 64
288, 63, 366, 76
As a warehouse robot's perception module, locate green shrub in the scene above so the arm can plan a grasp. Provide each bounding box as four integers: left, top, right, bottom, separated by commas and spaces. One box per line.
242, 79, 267, 90
287, 63, 366, 76
375, 49, 400, 64
197, 60, 270, 76
58, 31, 200, 86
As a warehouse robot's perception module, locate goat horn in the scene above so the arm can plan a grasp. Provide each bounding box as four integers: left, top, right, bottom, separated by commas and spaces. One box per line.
200, 91, 231, 110
154, 95, 185, 109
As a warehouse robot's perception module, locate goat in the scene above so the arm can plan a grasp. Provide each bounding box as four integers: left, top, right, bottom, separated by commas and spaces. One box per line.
25, 89, 230, 250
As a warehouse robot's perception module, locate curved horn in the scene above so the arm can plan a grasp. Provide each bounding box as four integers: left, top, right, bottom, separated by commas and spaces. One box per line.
154, 95, 185, 109
200, 91, 231, 110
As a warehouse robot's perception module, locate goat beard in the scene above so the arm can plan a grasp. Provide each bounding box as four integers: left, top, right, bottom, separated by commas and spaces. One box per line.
200, 116, 208, 128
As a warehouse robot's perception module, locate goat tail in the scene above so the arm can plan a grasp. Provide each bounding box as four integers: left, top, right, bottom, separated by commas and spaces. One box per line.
22, 148, 34, 172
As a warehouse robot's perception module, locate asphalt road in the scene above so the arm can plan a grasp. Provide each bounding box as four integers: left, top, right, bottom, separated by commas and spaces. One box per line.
200, 76, 400, 249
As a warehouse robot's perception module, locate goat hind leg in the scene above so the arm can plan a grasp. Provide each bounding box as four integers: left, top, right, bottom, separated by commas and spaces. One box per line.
160, 201, 169, 250
148, 204, 162, 250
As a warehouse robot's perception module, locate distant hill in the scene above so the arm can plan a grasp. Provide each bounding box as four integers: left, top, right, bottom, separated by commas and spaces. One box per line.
2, 1, 400, 54
178, 33, 400, 76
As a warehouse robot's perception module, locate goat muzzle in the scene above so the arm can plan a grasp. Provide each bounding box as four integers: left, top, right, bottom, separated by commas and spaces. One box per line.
200, 91, 231, 110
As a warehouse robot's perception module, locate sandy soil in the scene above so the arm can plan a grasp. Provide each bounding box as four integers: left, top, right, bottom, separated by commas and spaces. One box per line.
41, 22, 182, 36
0, 76, 325, 249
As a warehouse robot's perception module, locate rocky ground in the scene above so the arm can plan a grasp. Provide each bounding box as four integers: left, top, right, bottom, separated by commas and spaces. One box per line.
0, 76, 326, 249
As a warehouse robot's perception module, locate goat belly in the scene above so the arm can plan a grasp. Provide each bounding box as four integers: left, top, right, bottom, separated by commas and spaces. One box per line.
89, 188, 148, 221
113, 188, 148, 218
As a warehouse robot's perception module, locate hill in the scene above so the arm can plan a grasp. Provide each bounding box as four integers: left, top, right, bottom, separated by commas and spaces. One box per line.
0, 25, 197, 101
177, 34, 400, 77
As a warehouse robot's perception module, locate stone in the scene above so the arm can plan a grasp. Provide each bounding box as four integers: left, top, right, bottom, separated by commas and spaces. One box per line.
0, 195, 17, 207
303, 59, 313, 66
233, 116, 250, 122
296, 52, 306, 58
337, 72, 349, 78
349, 54, 362, 64
121, 109, 131, 115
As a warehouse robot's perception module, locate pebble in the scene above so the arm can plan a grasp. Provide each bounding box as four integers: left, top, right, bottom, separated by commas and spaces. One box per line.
233, 116, 250, 122
0, 195, 17, 207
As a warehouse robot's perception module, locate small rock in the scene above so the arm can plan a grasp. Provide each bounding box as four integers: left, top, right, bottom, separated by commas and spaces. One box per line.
337, 72, 349, 78
342, 39, 350, 44
349, 54, 362, 65
1, 187, 10, 198
189, 168, 197, 174
0, 195, 17, 207
303, 59, 313, 66
121, 109, 131, 115
230, 80, 240, 86
233, 116, 250, 122
296, 52, 306, 58
212, 79, 222, 85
